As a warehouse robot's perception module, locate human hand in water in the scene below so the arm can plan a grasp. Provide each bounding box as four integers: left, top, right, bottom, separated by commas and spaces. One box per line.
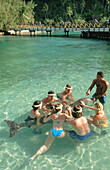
92, 97, 96, 101
80, 101, 85, 107
29, 156, 34, 165
86, 90, 90, 96
90, 115, 93, 119
29, 156, 34, 161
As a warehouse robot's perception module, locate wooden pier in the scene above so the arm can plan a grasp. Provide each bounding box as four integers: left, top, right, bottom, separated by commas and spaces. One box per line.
81, 28, 110, 40
0, 26, 110, 40
9, 27, 83, 37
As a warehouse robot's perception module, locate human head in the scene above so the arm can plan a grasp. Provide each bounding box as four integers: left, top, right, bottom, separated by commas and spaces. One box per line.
48, 91, 56, 98
97, 71, 104, 79
93, 102, 103, 112
72, 105, 82, 118
53, 103, 63, 112
65, 84, 72, 92
32, 100, 42, 110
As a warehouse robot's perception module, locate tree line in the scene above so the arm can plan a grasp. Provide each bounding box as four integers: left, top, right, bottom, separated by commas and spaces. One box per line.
0, 0, 109, 30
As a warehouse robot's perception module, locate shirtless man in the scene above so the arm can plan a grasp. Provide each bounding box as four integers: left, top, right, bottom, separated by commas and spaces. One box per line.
42, 91, 67, 115
65, 105, 91, 141
86, 71, 109, 104
57, 84, 75, 103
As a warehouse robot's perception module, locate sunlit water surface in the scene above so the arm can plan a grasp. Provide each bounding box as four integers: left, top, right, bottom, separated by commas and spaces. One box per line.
0, 36, 110, 170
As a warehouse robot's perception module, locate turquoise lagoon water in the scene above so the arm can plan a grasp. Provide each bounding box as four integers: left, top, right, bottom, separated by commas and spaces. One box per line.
0, 36, 110, 170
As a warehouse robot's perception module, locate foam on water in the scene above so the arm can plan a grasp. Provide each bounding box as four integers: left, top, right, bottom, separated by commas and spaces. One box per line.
0, 36, 110, 169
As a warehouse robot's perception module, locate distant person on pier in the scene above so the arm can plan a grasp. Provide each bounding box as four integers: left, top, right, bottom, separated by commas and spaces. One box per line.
106, 19, 109, 28
86, 71, 109, 105
39, 21, 42, 27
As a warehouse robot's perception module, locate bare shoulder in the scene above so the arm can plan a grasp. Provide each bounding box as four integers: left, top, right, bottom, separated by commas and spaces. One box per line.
30, 109, 34, 114
93, 79, 97, 83
54, 97, 59, 100
91, 79, 97, 84
101, 79, 109, 88
42, 97, 47, 102
82, 116, 88, 121
82, 116, 87, 119
70, 91, 73, 95
105, 79, 109, 86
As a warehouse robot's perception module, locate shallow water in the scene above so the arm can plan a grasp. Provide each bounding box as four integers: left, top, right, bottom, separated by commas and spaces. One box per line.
0, 35, 110, 170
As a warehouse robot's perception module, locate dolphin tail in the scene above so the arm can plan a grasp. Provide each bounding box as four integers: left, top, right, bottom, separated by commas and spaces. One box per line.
4, 120, 20, 137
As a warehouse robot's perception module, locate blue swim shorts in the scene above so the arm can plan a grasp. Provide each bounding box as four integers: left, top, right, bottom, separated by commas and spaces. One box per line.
69, 130, 91, 140
92, 93, 106, 104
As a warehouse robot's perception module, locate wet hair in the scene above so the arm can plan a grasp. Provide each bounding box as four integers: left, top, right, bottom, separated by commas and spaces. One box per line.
93, 102, 103, 112
72, 105, 82, 118
53, 103, 62, 112
65, 84, 72, 89
32, 100, 41, 111
97, 71, 104, 78
48, 91, 55, 95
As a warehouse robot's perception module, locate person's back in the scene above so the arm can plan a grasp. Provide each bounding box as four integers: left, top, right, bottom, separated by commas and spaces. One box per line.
73, 116, 90, 136
65, 105, 91, 140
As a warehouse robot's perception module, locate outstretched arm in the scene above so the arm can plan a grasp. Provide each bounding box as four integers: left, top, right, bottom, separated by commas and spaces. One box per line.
80, 101, 96, 111
41, 102, 52, 116
56, 98, 69, 105
86, 80, 95, 96
65, 106, 73, 119
43, 114, 52, 122
67, 91, 75, 101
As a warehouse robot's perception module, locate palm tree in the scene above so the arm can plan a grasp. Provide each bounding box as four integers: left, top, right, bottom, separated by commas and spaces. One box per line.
67, 6, 73, 21
42, 3, 48, 19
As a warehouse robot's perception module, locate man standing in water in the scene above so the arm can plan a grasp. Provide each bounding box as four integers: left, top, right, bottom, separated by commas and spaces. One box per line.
86, 71, 109, 105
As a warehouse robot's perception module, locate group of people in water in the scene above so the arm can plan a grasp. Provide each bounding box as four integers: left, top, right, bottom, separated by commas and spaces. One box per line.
29, 71, 109, 161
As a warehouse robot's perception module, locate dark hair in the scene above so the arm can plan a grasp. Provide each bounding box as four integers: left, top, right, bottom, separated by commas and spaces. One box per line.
97, 71, 104, 78
65, 84, 72, 88
72, 105, 82, 118
48, 91, 55, 95
53, 103, 62, 113
32, 100, 41, 110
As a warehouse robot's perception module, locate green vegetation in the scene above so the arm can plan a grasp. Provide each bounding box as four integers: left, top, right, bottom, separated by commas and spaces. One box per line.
0, 0, 110, 30
0, 0, 36, 30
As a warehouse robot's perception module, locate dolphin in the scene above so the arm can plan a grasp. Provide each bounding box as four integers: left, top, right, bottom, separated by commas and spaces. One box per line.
70, 97, 92, 108
4, 116, 45, 138
4, 98, 92, 138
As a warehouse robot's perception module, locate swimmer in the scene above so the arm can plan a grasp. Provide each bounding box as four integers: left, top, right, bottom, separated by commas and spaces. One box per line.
57, 84, 75, 103
65, 105, 91, 141
30, 103, 72, 160
25, 100, 43, 132
81, 101, 109, 131
42, 90, 68, 115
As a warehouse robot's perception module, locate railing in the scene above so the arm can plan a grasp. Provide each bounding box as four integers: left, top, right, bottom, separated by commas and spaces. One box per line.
10, 22, 109, 30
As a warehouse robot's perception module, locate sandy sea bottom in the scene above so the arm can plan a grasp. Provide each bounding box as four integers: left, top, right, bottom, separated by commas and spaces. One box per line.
0, 36, 110, 170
